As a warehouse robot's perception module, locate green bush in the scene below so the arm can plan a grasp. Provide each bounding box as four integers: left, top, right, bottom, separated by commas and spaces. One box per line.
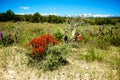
86, 35, 110, 50
40, 53, 61, 71
82, 33, 91, 43
95, 36, 110, 50
0, 32, 14, 46
110, 35, 120, 47
0, 26, 24, 46
53, 28, 64, 41
39, 44, 69, 71
85, 47, 103, 62
26, 42, 70, 71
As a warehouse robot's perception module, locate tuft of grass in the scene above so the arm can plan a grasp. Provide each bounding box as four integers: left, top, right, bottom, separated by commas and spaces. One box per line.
107, 54, 120, 79
85, 47, 103, 62
27, 44, 70, 71
52, 28, 64, 41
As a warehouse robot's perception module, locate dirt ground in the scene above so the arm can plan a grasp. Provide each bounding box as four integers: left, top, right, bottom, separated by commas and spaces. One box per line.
0, 46, 119, 80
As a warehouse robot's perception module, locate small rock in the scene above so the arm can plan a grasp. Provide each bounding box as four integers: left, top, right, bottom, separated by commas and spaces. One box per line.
8, 70, 16, 75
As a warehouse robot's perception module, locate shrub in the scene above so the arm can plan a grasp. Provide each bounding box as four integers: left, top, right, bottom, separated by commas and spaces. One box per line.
52, 28, 64, 41
0, 26, 23, 44
85, 47, 103, 62
95, 36, 110, 50
40, 45, 69, 71
13, 27, 24, 43
110, 35, 120, 47
0, 32, 14, 46
31, 28, 44, 36
25, 34, 70, 71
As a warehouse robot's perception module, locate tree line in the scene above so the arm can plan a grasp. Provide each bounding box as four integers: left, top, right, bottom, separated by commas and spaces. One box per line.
0, 10, 65, 23
0, 10, 120, 25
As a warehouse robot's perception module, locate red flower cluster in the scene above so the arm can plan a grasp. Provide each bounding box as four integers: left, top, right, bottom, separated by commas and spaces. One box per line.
75, 34, 84, 42
76, 35, 83, 41
28, 34, 57, 54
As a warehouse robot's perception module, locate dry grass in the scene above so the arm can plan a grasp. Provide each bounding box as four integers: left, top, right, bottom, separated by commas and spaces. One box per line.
0, 45, 119, 80
0, 22, 120, 80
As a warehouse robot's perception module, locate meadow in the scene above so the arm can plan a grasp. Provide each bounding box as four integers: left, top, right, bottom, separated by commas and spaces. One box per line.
0, 21, 120, 80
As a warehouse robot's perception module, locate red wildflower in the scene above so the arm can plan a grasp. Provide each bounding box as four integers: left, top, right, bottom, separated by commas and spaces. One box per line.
27, 34, 57, 54
24, 44, 31, 47
76, 35, 83, 41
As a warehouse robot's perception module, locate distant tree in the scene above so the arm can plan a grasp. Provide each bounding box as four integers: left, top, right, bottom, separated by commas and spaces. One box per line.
0, 9, 119, 25
14, 15, 21, 21
5, 9, 15, 21
94, 18, 114, 25
56, 16, 64, 23
39, 14, 44, 23
24, 15, 30, 22
48, 15, 56, 23
31, 12, 40, 23
104, 18, 112, 24
0, 10, 15, 21
0, 13, 5, 21
44, 16, 49, 22
19, 15, 26, 21
94, 18, 103, 25
47, 15, 65, 23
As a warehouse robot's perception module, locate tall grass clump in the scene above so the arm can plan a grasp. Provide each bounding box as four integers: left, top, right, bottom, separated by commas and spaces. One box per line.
83, 25, 120, 49
25, 33, 70, 71
0, 26, 14, 46
0, 32, 14, 47
108, 54, 120, 79
13, 26, 24, 43
41, 44, 69, 71
20, 28, 45, 46
52, 28, 64, 41
0, 25, 25, 46
110, 35, 120, 47
85, 47, 103, 62
95, 35, 110, 50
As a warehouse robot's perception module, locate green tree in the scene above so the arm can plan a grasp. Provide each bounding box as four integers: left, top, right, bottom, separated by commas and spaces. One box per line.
0, 13, 5, 21
25, 15, 32, 22
31, 12, 40, 23
5, 9, 15, 21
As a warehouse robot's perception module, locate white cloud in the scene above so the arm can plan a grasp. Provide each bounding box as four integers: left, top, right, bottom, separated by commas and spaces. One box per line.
41, 13, 60, 16
15, 12, 114, 17
15, 13, 32, 15
15, 13, 25, 15
78, 13, 113, 17
15, 12, 59, 16
39, 13, 113, 17
20, 6, 30, 10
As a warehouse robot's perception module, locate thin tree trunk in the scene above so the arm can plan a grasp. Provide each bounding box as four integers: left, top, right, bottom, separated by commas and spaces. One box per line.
71, 27, 77, 41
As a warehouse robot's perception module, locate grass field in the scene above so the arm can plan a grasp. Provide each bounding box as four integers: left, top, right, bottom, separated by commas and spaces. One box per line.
0, 22, 120, 80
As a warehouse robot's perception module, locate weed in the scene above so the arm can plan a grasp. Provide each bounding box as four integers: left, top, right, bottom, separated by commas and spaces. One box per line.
85, 47, 103, 62
40, 45, 69, 71
52, 28, 64, 41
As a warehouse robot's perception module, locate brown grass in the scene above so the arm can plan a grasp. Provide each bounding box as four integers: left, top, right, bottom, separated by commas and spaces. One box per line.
0, 45, 119, 80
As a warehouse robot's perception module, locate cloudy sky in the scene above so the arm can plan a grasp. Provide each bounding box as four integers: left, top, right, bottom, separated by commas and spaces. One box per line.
0, 0, 120, 16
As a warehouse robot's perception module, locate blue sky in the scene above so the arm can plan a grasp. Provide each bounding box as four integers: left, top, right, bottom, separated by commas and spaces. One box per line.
0, 0, 120, 16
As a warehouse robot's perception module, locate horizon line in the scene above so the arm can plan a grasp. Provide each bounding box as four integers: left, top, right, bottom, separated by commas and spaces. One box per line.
15, 13, 120, 17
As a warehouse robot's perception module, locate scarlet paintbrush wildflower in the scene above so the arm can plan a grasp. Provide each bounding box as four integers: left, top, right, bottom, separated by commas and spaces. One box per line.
25, 34, 57, 55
